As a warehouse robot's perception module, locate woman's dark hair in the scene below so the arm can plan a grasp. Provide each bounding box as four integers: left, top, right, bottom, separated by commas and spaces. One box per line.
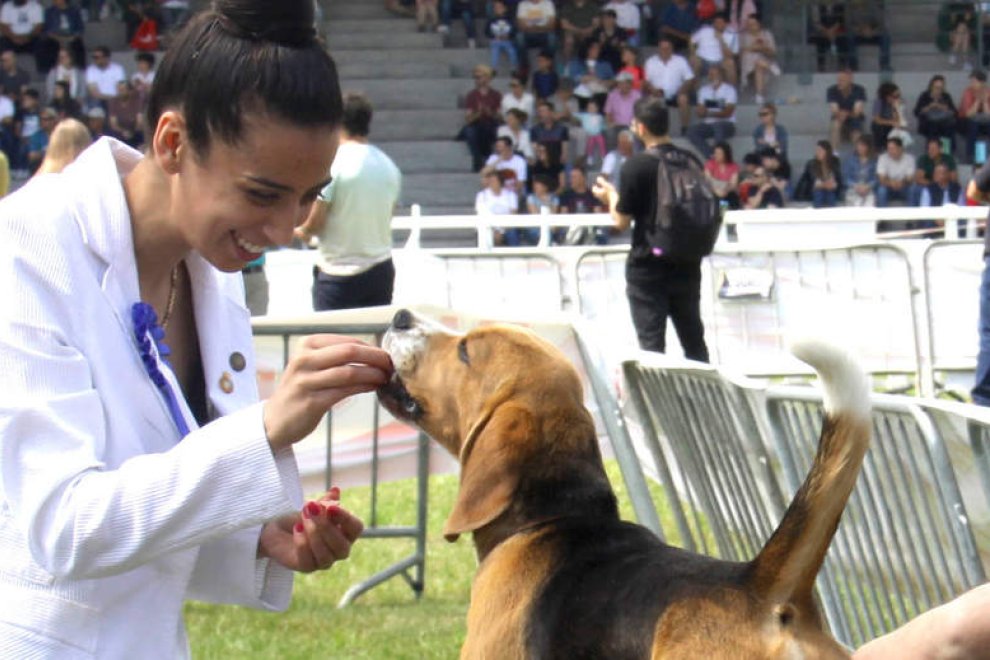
147, 0, 342, 155
713, 141, 733, 163
135, 51, 156, 67
816, 139, 834, 157
877, 81, 899, 103
855, 134, 873, 155
633, 97, 669, 137
341, 92, 373, 137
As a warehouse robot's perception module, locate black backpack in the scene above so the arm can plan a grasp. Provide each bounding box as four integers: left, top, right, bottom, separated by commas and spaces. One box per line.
644, 144, 721, 262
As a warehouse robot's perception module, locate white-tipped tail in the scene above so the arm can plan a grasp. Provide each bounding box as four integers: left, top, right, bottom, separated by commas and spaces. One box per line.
789, 339, 871, 422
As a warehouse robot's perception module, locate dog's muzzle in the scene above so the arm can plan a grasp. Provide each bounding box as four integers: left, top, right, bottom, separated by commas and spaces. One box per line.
378, 309, 428, 420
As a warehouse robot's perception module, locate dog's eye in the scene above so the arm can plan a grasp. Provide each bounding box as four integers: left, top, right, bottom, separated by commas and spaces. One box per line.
458, 339, 470, 365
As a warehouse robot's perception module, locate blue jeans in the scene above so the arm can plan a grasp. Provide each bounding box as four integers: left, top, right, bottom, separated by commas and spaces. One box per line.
490, 39, 517, 69
686, 121, 735, 160
975, 256, 990, 405
440, 0, 476, 38
812, 188, 838, 208
876, 184, 910, 207
503, 227, 540, 246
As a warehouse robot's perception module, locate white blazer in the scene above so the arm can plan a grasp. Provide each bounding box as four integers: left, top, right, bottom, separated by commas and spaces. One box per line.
0, 139, 303, 658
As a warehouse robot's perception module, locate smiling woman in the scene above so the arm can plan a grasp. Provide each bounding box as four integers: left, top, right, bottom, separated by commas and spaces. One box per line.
0, 0, 394, 658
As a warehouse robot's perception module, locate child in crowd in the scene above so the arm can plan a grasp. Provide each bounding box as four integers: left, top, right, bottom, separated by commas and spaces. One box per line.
617, 44, 643, 90
487, 0, 517, 73
131, 52, 156, 94
578, 98, 606, 167
531, 50, 559, 100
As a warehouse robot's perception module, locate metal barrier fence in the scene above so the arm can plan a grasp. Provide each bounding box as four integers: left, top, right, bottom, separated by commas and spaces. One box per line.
251, 320, 429, 608
617, 350, 990, 649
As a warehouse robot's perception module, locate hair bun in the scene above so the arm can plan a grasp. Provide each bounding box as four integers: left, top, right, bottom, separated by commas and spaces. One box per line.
213, 0, 317, 46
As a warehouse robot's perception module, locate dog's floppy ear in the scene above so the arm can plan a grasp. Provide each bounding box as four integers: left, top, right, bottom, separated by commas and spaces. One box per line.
442, 402, 533, 542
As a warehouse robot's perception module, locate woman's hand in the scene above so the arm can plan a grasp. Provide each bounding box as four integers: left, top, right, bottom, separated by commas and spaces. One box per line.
258, 487, 364, 573
263, 335, 393, 452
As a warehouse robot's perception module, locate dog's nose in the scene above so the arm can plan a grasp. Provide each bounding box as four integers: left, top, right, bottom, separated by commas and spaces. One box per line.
392, 309, 414, 330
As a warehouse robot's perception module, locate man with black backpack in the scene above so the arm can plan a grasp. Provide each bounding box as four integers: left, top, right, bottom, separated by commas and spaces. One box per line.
592, 96, 720, 362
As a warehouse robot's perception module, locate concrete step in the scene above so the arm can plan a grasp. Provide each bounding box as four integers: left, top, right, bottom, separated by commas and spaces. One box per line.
84, 18, 128, 51
325, 0, 397, 20
330, 46, 490, 75
370, 110, 463, 141
379, 140, 472, 173
339, 77, 465, 110
326, 31, 442, 50
324, 18, 420, 34
338, 60, 452, 79
402, 172, 480, 209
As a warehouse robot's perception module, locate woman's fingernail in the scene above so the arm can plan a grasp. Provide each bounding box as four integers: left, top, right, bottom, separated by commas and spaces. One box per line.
327, 504, 341, 519
294, 522, 304, 534
305, 501, 322, 518
329, 486, 341, 499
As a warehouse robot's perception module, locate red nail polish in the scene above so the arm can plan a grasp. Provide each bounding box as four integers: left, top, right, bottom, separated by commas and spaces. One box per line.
306, 501, 322, 518
326, 504, 341, 518
329, 486, 341, 499
294, 522, 304, 534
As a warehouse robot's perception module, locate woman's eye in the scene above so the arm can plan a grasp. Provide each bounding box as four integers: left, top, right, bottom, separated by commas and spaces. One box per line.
458, 339, 470, 365
248, 189, 279, 205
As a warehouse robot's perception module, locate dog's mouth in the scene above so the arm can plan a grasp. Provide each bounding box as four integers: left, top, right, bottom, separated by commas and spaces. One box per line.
377, 372, 423, 421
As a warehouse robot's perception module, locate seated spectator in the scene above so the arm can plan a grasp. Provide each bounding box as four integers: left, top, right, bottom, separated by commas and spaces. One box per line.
475, 167, 520, 246
604, 0, 641, 47
131, 51, 156, 94
457, 64, 502, 172
25, 104, 55, 173
617, 45, 643, 90
803, 139, 843, 208
687, 65, 737, 159
515, 0, 556, 77
870, 81, 907, 150
531, 49, 559, 101
939, 2, 974, 68
566, 39, 615, 111
158, 0, 191, 34
914, 135, 958, 203
643, 37, 694, 132
501, 72, 535, 119
843, 134, 877, 206
34, 115, 88, 175
107, 79, 144, 149
530, 99, 569, 169
845, 0, 891, 72
704, 141, 741, 209
590, 8, 626, 73
689, 13, 739, 86
876, 135, 916, 208
725, 0, 760, 32
740, 166, 784, 208
604, 70, 641, 145
485, 135, 528, 199
38, 0, 84, 75
558, 0, 599, 64
827, 67, 867, 149
0, 48, 28, 104
658, 0, 699, 53
959, 69, 990, 163
121, 1, 158, 44
529, 141, 564, 192
525, 173, 559, 244
552, 79, 583, 163
600, 127, 634, 190
914, 74, 957, 154
85, 46, 125, 111
49, 79, 80, 120
0, 0, 43, 66
558, 165, 607, 244
11, 86, 41, 173
577, 98, 606, 167
45, 47, 83, 102
497, 107, 534, 160
739, 13, 780, 105
919, 162, 965, 207
752, 101, 788, 159
84, 104, 119, 140
760, 146, 792, 197
438, 0, 477, 47
487, 0, 518, 73
808, 1, 851, 72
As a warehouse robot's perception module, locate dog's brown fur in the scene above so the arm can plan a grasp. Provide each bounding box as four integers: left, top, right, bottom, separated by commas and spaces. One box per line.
379, 310, 871, 659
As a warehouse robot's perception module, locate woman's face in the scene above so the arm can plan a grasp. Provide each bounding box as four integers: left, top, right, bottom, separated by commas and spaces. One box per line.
170, 114, 338, 272
816, 145, 827, 160
58, 49, 71, 68
484, 173, 501, 190
713, 147, 726, 163
931, 80, 944, 96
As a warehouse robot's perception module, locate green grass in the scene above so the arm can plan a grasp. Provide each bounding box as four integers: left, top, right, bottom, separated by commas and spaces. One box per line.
184, 460, 680, 659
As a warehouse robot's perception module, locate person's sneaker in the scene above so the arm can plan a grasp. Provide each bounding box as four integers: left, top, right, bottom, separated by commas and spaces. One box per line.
437, 24, 449, 34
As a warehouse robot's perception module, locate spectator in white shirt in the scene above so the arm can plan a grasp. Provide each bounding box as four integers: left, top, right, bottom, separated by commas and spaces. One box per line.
500, 72, 535, 120
604, 0, 641, 46
643, 37, 694, 131
515, 0, 556, 75
876, 136, 916, 208
0, 0, 43, 63
84, 45, 125, 109
485, 135, 528, 199
689, 13, 738, 86
687, 65, 736, 158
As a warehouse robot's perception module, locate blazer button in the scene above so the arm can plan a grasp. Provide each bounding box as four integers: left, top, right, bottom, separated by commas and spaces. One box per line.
219, 372, 234, 394
229, 351, 246, 372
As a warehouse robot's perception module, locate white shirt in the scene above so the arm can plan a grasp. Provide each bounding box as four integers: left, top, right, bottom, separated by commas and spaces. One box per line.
0, 138, 300, 659
316, 141, 402, 276
497, 125, 534, 160
643, 53, 694, 98
877, 152, 916, 183
0, 93, 13, 121
604, 1, 641, 31
501, 91, 535, 122
485, 152, 528, 187
697, 81, 738, 123
475, 187, 519, 215
85, 61, 126, 98
691, 25, 739, 63
516, 0, 555, 28
131, 69, 155, 90
0, 0, 42, 36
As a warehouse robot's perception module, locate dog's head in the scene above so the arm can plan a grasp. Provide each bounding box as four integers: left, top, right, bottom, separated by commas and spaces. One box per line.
379, 309, 606, 543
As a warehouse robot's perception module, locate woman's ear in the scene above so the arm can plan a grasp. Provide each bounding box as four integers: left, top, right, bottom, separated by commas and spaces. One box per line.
152, 110, 186, 175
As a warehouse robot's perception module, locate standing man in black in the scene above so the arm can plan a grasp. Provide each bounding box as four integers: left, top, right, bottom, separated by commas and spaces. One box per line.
967, 161, 990, 406
592, 97, 710, 361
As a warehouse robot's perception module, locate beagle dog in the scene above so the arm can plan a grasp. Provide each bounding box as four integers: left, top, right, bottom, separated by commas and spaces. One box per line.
378, 309, 871, 659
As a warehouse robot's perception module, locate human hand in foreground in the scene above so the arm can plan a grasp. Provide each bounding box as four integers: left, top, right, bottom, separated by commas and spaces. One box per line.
258, 487, 364, 573
263, 335, 393, 452
592, 175, 616, 206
